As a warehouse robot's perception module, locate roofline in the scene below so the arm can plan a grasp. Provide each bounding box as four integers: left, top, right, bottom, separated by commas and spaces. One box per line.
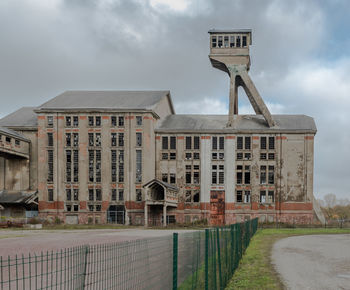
155, 129, 317, 134
165, 92, 176, 115
0, 128, 31, 142
3, 126, 37, 131
208, 29, 252, 34
34, 109, 161, 119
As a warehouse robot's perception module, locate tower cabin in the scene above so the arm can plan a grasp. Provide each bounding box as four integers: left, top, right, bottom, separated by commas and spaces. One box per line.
208, 29, 275, 128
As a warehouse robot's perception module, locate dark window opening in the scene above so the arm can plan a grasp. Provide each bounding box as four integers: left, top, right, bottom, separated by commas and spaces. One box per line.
170, 136, 176, 150
48, 189, 54, 201
136, 116, 142, 126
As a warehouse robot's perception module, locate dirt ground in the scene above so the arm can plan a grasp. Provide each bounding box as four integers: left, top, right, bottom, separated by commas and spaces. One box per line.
0, 228, 196, 258
272, 234, 350, 290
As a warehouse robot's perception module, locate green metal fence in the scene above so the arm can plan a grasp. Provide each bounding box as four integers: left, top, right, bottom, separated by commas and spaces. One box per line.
0, 218, 258, 289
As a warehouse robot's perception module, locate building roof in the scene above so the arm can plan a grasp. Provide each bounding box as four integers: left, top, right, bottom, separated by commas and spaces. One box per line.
208, 29, 252, 34
0, 190, 37, 204
143, 179, 179, 192
0, 107, 37, 129
36, 90, 171, 112
0, 127, 30, 142
156, 114, 317, 134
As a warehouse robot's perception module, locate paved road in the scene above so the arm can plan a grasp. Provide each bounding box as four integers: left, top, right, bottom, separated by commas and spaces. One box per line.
272, 234, 350, 290
0, 228, 196, 257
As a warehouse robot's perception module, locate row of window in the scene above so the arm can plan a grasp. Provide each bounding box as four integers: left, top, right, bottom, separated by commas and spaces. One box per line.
211, 35, 248, 48
47, 188, 143, 203
46, 115, 143, 128
236, 190, 275, 203
0, 135, 21, 146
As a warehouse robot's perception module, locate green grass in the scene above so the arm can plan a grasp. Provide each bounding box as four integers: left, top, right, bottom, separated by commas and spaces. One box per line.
225, 228, 350, 290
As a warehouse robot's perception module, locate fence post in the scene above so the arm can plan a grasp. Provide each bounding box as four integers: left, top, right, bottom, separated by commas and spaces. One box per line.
80, 246, 89, 290
205, 229, 209, 290
173, 233, 178, 290
216, 228, 223, 290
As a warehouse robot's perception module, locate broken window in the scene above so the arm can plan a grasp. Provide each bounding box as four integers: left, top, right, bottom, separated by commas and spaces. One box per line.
136, 116, 142, 126
236, 190, 243, 202
260, 153, 267, 160
170, 136, 176, 150
218, 36, 223, 47
185, 191, 192, 202
88, 204, 94, 212
193, 191, 200, 203
111, 150, 117, 182
193, 152, 200, 159
47, 116, 53, 127
244, 191, 251, 203
136, 133, 142, 147
136, 150, 142, 182
260, 137, 267, 150
73, 116, 79, 127
95, 116, 101, 127
212, 171, 217, 184
244, 153, 251, 160
186, 136, 192, 150
89, 189, 94, 201
242, 35, 247, 47
95, 204, 101, 211
224, 36, 229, 47
47, 133, 53, 147
237, 137, 243, 150
47, 150, 54, 182
111, 189, 117, 201
245, 137, 251, 150
66, 150, 72, 182
5, 136, 11, 143
219, 171, 224, 184
212, 36, 217, 48
162, 153, 168, 160
111, 133, 117, 147
118, 116, 124, 127
219, 137, 224, 150
96, 150, 101, 182
88, 116, 94, 127
185, 152, 192, 160
119, 190, 124, 201
268, 153, 275, 160
212, 137, 217, 150
66, 189, 72, 201
212, 152, 217, 160
237, 152, 243, 160
96, 189, 102, 201
260, 191, 266, 203
219, 152, 224, 160
260, 166, 267, 184
73, 204, 79, 212
268, 166, 274, 184
95, 133, 101, 147
244, 165, 250, 184
89, 150, 94, 182
162, 173, 168, 183
66, 204, 72, 212
15, 139, 20, 146
236, 36, 241, 47
170, 152, 176, 160
118, 150, 124, 183
73, 133, 79, 147
230, 36, 235, 47
66, 133, 71, 147
268, 191, 274, 203
162, 136, 168, 150
186, 172, 191, 184
136, 189, 142, 201
269, 137, 275, 150
194, 136, 200, 149
66, 116, 71, 127
118, 133, 124, 147
73, 189, 79, 201
48, 189, 54, 201
111, 116, 117, 126
73, 150, 79, 182
170, 173, 176, 184
88, 133, 94, 147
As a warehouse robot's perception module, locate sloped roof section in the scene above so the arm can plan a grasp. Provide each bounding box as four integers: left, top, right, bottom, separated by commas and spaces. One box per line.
36, 91, 171, 112
156, 114, 317, 133
0, 190, 37, 204
143, 179, 179, 192
0, 127, 30, 142
0, 107, 37, 128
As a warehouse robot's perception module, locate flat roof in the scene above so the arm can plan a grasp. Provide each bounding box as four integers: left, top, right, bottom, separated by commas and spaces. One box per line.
156, 114, 317, 134
208, 29, 252, 34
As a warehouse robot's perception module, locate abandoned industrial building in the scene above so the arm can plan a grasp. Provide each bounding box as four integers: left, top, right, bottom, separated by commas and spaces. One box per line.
0, 29, 321, 226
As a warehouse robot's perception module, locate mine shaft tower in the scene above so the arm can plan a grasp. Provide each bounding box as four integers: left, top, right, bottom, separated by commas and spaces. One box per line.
208, 29, 275, 128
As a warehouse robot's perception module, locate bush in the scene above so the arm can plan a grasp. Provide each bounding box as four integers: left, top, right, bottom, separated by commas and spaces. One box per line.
28, 217, 41, 224
54, 217, 62, 224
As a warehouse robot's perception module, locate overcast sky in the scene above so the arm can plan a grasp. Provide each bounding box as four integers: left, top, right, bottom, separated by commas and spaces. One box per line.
0, 0, 349, 199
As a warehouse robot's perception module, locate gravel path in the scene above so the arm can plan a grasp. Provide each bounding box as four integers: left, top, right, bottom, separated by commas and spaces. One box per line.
272, 234, 350, 290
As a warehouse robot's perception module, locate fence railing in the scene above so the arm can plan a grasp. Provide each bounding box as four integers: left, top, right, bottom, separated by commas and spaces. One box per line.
0, 218, 258, 289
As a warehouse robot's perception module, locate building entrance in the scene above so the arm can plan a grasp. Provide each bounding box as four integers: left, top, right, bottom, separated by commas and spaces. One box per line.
210, 191, 225, 225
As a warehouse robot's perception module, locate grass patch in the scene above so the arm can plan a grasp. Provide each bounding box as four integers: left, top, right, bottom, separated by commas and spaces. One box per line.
225, 228, 350, 290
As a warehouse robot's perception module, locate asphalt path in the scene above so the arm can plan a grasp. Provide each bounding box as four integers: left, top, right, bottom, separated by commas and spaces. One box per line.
272, 234, 350, 290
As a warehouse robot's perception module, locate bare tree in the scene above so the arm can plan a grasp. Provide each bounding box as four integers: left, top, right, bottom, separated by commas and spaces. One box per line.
324, 193, 337, 208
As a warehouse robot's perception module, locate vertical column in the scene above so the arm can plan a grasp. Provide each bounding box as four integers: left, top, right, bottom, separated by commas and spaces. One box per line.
163, 204, 167, 227
200, 136, 211, 221
144, 203, 148, 227
225, 136, 235, 224
228, 72, 237, 127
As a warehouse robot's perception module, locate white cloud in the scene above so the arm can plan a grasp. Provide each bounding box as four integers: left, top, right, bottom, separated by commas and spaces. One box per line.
175, 97, 227, 114
150, 0, 189, 12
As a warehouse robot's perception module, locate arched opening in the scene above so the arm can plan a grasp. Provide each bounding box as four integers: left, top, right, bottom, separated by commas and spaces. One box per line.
107, 205, 125, 224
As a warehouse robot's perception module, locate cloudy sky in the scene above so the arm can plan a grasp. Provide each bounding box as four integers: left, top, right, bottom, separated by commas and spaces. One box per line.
0, 0, 349, 199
